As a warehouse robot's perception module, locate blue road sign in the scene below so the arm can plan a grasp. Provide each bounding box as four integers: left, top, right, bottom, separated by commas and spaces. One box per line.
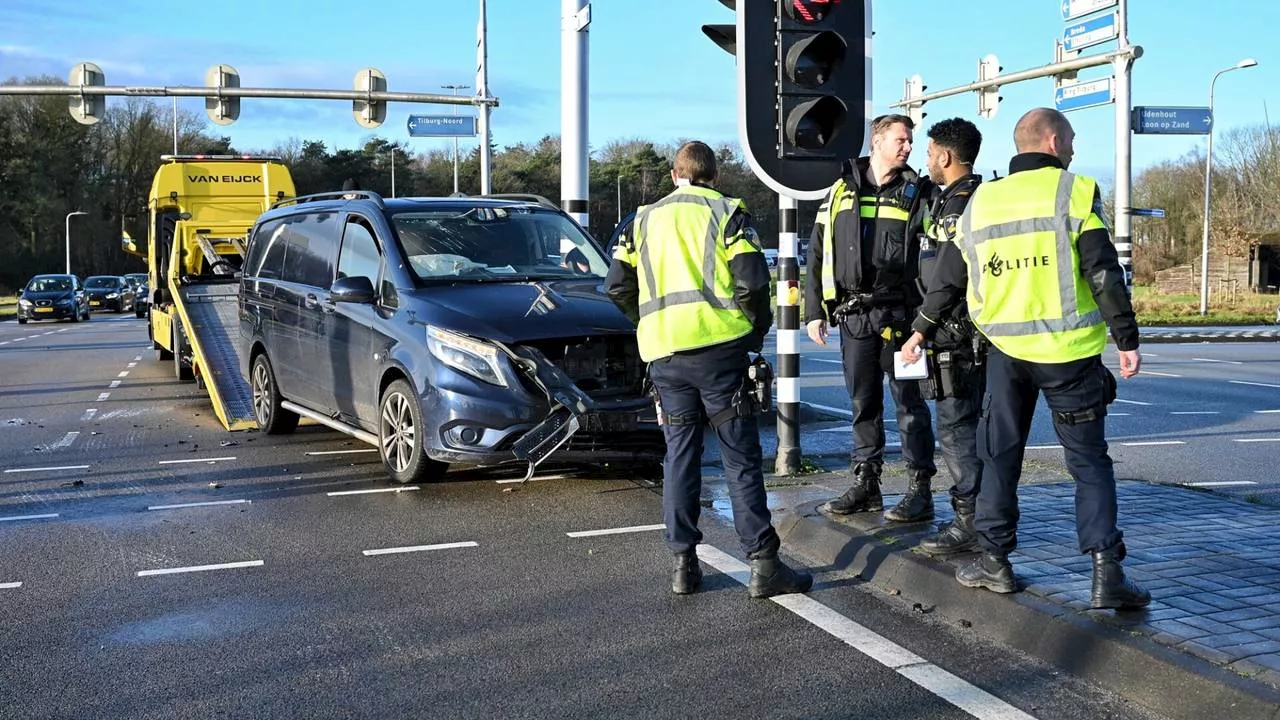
1055, 77, 1114, 113
1132, 106, 1213, 135
1132, 208, 1166, 218
1061, 0, 1118, 21
407, 114, 477, 138
1063, 12, 1117, 52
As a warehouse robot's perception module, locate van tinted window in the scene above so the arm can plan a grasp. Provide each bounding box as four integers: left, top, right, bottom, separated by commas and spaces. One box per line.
246, 219, 289, 280
337, 217, 382, 284
281, 212, 338, 288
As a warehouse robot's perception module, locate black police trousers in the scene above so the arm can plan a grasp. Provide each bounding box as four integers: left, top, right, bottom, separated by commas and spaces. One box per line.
935, 351, 985, 500
975, 347, 1124, 556
649, 341, 779, 557
839, 323, 936, 473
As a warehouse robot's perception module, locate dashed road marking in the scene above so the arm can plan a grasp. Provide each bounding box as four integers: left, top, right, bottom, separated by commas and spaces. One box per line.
137, 560, 264, 577
1187, 481, 1259, 487
0, 582, 22, 590
566, 523, 666, 538
1115, 399, 1152, 406
116, 371, 129, 378
157, 456, 236, 465
3, 465, 88, 474
127, 362, 138, 368
803, 402, 853, 418
363, 541, 478, 556
1171, 411, 1219, 415
1121, 440, 1186, 447
327, 486, 419, 496
49, 431, 79, 450
1231, 380, 1280, 390
698, 545, 1037, 720
96, 393, 110, 401
1192, 357, 1242, 365
0, 513, 59, 522
1256, 410, 1280, 414
1142, 371, 1182, 378
1234, 438, 1280, 443
305, 449, 379, 456
148, 499, 251, 510
81, 408, 97, 422
109, 380, 121, 388
1026, 444, 1062, 450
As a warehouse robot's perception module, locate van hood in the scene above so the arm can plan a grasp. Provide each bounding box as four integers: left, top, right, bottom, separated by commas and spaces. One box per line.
411, 278, 636, 342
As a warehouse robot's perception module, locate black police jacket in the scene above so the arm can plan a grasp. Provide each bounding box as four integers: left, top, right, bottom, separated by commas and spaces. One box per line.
804, 156, 930, 337
913, 172, 982, 344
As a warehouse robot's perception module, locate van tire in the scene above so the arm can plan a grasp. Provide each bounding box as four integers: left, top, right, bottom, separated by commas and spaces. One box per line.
251, 354, 298, 434
378, 379, 447, 484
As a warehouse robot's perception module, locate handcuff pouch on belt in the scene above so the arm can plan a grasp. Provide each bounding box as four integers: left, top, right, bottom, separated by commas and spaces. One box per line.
653, 355, 774, 429
919, 317, 988, 401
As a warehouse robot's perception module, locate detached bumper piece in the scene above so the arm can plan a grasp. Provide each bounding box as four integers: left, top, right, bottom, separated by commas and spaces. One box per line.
506, 344, 597, 483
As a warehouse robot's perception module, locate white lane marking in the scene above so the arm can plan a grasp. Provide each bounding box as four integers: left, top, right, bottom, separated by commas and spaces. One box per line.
1111, 412, 1131, 416
49, 431, 79, 450
810, 358, 844, 364
1187, 481, 1259, 487
698, 545, 1037, 720
565, 523, 666, 538
137, 560, 263, 577
1233, 438, 1280, 443
1120, 440, 1185, 447
305, 449, 379, 456
133, 355, 142, 361
96, 392, 110, 401
0, 582, 22, 589
1115, 399, 1151, 406
1170, 411, 1220, 415
148, 499, 251, 510
803, 402, 853, 418
116, 371, 129, 378
495, 477, 549, 484
327, 486, 419, 496
1232, 380, 1280, 389
1026, 444, 1062, 450
1256, 410, 1280, 414
0, 341, 8, 346
1144, 353, 1158, 357
0, 513, 59, 522
363, 541, 478, 556
81, 408, 97, 422
1192, 357, 1242, 365
1141, 371, 1182, 378
3, 465, 89, 474
157, 456, 236, 465
11, 337, 24, 342
109, 380, 121, 388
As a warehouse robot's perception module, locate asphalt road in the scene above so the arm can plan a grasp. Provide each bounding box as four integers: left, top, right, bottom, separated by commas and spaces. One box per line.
772, 332, 1280, 503
0, 315, 1171, 719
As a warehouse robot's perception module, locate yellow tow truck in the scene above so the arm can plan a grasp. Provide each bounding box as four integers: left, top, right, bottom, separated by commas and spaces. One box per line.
123, 155, 296, 430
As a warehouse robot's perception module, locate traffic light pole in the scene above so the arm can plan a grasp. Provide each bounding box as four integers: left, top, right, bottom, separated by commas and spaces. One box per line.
774, 196, 802, 476
560, 0, 591, 228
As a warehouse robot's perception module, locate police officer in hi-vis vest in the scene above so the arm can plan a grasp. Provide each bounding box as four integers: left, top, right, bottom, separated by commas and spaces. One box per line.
910, 118, 987, 556
806, 114, 938, 524
900, 108, 1150, 610
605, 140, 813, 600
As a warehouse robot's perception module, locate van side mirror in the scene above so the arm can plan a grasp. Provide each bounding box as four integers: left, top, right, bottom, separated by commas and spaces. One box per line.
330, 275, 375, 304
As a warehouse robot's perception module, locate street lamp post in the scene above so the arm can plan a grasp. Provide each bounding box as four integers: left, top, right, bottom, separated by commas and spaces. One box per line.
65, 211, 87, 275
1200, 58, 1258, 316
441, 83, 471, 195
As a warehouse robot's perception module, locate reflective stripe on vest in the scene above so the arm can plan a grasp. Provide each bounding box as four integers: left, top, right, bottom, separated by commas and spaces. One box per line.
956, 167, 1106, 364
630, 185, 755, 361
817, 178, 856, 300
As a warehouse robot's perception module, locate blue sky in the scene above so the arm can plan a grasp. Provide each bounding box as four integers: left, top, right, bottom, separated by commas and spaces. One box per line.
2, 0, 1276, 188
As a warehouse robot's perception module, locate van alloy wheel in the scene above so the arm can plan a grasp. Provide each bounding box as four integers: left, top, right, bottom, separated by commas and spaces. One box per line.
378, 379, 446, 484
251, 354, 298, 434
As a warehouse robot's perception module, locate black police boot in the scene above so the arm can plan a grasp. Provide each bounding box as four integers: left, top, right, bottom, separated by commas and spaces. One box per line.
956, 552, 1016, 594
747, 549, 814, 599
1090, 543, 1151, 610
884, 469, 935, 523
918, 496, 978, 556
671, 550, 703, 595
821, 461, 883, 515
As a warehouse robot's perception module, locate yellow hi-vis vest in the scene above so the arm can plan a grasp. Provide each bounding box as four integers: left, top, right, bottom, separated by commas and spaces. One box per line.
816, 177, 912, 300
954, 167, 1107, 364
614, 185, 758, 362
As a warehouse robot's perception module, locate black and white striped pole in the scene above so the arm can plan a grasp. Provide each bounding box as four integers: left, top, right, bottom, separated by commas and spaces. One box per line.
774, 197, 802, 475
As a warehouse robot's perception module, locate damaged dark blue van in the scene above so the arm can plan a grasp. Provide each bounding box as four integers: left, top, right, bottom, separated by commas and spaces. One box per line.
239, 191, 664, 484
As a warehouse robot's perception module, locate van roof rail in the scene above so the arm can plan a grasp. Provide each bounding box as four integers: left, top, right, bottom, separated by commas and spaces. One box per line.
474, 193, 560, 209
160, 154, 284, 163
271, 190, 386, 210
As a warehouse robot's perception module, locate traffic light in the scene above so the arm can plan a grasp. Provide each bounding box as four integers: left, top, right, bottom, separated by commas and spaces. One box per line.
68, 62, 106, 125
353, 67, 387, 129
701, 0, 736, 56
740, 1, 867, 199
978, 54, 1002, 120
205, 64, 240, 126
904, 74, 926, 127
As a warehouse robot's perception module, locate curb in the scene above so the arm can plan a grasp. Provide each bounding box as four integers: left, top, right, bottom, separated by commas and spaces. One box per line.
775, 501, 1280, 720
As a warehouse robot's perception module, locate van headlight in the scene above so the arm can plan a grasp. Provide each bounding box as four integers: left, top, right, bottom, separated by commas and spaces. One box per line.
426, 326, 507, 387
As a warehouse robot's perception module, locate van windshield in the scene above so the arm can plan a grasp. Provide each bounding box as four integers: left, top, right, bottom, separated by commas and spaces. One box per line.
388, 206, 608, 283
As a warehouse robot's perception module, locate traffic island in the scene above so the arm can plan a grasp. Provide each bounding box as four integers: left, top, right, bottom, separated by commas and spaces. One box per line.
773, 478, 1280, 720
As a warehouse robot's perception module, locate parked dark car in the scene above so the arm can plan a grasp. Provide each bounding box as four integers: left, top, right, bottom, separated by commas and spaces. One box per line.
239, 191, 664, 484
16, 274, 91, 324
84, 275, 136, 313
